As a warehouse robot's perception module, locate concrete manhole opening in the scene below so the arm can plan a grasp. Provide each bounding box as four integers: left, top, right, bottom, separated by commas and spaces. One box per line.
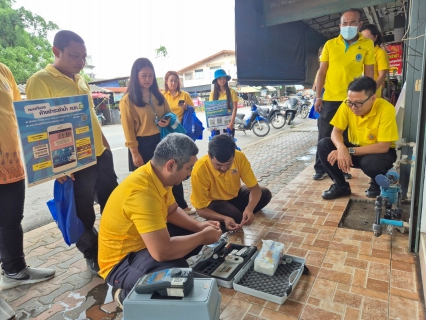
338, 198, 411, 232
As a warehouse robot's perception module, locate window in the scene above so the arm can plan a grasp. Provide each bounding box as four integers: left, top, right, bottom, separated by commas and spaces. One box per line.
210, 66, 220, 81
184, 72, 193, 80
195, 69, 204, 80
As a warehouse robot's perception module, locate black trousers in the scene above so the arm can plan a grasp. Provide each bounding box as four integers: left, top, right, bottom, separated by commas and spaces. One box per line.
128, 134, 161, 172
172, 182, 189, 209
314, 101, 344, 174
105, 223, 202, 300
0, 180, 26, 274
317, 137, 397, 187
74, 149, 118, 259
208, 186, 272, 232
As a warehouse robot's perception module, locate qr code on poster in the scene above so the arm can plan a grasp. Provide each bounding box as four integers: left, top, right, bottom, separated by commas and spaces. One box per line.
216, 117, 223, 125
33, 144, 50, 159
209, 118, 216, 127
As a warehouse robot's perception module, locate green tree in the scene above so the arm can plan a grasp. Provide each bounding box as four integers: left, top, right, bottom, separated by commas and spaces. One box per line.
154, 45, 168, 76
0, 0, 58, 83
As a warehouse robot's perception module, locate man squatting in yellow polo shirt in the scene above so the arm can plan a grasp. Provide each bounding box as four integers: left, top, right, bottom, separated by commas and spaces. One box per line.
313, 8, 375, 181
98, 134, 222, 308
191, 135, 272, 233
26, 30, 118, 275
318, 77, 398, 200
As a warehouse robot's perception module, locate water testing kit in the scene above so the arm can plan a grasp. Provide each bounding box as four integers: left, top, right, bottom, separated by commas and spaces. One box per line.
233, 254, 305, 304
123, 277, 221, 320
192, 242, 258, 288
193, 241, 306, 305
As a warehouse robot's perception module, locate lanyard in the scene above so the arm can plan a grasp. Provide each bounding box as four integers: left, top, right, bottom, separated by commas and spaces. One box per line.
147, 93, 161, 129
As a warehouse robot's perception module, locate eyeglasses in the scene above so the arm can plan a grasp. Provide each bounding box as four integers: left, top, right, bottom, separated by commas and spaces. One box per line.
344, 95, 372, 109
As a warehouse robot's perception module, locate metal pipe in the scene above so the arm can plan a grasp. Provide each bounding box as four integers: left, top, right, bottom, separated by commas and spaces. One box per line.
407, 143, 417, 199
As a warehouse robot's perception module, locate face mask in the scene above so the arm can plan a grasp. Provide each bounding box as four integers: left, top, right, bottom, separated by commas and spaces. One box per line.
341, 26, 358, 40
183, 175, 191, 181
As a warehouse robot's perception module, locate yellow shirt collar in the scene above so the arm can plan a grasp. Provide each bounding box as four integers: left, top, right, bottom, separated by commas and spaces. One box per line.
206, 156, 237, 178
145, 161, 168, 197
45, 64, 82, 81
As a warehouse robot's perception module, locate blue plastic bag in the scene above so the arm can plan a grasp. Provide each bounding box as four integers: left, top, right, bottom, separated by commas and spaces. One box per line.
46, 179, 84, 246
182, 106, 204, 140
308, 99, 320, 120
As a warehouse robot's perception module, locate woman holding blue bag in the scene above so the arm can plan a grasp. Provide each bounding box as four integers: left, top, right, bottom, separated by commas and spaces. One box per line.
162, 70, 197, 215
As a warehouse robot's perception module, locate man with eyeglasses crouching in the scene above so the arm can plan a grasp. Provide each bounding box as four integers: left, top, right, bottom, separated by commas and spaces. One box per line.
317, 76, 398, 200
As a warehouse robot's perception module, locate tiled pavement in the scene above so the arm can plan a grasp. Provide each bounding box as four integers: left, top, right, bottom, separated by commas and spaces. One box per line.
1, 120, 425, 319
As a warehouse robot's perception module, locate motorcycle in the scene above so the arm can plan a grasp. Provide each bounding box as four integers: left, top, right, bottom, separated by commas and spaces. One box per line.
282, 97, 310, 124
256, 100, 286, 129
234, 104, 271, 137
298, 96, 311, 118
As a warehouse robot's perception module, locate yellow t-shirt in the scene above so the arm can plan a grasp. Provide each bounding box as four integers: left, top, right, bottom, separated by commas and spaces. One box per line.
321, 33, 375, 101
0, 63, 25, 184
190, 151, 258, 209
162, 90, 193, 122
331, 98, 398, 148
120, 93, 171, 148
26, 65, 105, 157
209, 88, 239, 103
373, 45, 390, 98
98, 161, 175, 279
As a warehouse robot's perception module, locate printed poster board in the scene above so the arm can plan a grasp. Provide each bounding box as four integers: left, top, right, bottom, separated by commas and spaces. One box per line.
204, 100, 232, 130
386, 43, 403, 76
14, 95, 96, 187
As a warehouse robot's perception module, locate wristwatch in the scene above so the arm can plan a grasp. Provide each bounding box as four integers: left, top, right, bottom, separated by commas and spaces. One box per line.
348, 147, 356, 155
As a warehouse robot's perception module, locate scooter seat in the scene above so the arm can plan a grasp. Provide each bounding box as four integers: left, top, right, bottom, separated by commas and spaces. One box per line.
258, 107, 270, 114
236, 113, 245, 119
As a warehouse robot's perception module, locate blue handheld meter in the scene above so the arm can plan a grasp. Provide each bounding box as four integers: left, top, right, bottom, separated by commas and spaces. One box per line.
134, 268, 194, 297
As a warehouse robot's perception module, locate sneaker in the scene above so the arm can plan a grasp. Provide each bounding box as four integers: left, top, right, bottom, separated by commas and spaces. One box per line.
366, 182, 381, 198
344, 173, 352, 179
0, 266, 55, 290
322, 183, 351, 200
114, 288, 123, 309
86, 257, 100, 276
312, 172, 327, 180
184, 207, 197, 215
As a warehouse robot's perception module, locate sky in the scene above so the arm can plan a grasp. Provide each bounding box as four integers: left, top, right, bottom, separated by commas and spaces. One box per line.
13, 0, 236, 79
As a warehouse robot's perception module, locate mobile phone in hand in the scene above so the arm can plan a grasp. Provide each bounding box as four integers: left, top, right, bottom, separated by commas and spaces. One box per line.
178, 100, 185, 105
161, 115, 171, 122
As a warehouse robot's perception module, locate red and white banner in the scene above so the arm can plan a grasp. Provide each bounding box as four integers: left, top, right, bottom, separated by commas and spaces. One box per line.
386, 43, 403, 76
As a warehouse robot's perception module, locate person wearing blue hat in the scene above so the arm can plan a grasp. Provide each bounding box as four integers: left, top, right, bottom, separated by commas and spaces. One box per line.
209, 69, 239, 136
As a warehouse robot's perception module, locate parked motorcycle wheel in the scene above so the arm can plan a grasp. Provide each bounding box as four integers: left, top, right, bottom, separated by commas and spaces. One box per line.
252, 120, 270, 137
301, 105, 310, 119
270, 113, 285, 129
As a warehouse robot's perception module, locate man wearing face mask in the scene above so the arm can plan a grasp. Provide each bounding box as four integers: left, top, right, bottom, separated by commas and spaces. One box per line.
313, 8, 375, 182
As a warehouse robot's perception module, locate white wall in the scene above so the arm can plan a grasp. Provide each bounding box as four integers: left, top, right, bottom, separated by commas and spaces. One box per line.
180, 53, 236, 88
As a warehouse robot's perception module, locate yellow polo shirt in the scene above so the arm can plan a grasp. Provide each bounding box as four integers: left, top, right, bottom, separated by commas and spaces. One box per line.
190, 151, 258, 209
209, 88, 239, 103
120, 93, 171, 148
0, 63, 25, 184
98, 161, 175, 279
26, 65, 105, 157
162, 90, 193, 122
321, 33, 375, 101
372, 45, 390, 98
331, 98, 398, 148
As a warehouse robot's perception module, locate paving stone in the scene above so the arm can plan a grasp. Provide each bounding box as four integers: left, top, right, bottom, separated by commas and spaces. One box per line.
38, 283, 74, 305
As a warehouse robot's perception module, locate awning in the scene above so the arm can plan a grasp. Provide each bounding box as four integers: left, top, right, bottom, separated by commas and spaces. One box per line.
92, 92, 110, 99
266, 86, 277, 91
237, 86, 260, 93
181, 84, 212, 93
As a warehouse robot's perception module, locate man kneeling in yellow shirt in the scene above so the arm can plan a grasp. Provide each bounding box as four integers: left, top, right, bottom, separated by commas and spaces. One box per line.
318, 76, 398, 200
98, 133, 221, 308
191, 135, 272, 232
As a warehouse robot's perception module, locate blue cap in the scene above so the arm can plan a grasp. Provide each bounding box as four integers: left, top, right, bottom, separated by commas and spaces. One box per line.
212, 69, 231, 84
